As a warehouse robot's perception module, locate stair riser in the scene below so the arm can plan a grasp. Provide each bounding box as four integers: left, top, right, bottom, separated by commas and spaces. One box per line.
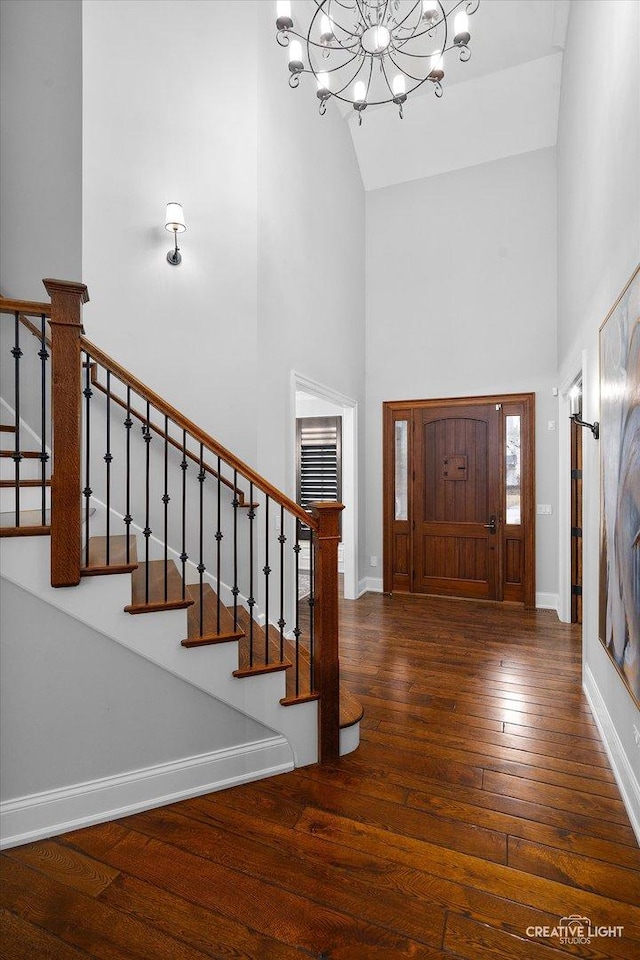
0, 486, 51, 513
0, 459, 46, 482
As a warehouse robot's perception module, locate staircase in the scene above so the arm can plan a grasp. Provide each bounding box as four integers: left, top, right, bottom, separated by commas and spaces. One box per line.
0, 281, 362, 806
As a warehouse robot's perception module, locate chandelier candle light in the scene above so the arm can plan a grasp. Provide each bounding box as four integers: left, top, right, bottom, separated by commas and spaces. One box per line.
275, 0, 479, 123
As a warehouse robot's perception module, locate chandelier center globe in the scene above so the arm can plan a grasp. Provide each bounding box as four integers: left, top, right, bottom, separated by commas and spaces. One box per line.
361, 24, 392, 55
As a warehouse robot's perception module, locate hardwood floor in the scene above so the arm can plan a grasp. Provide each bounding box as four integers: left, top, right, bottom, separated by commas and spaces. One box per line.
2, 593, 639, 959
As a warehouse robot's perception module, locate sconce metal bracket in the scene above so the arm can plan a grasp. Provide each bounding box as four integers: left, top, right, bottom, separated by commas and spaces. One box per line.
570, 414, 599, 440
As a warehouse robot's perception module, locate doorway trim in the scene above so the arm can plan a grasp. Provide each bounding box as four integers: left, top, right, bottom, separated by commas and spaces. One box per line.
383, 392, 536, 607
290, 372, 358, 601
558, 351, 588, 623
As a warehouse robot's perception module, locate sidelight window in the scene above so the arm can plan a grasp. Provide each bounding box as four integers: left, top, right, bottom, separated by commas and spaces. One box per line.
394, 420, 408, 521
505, 415, 521, 524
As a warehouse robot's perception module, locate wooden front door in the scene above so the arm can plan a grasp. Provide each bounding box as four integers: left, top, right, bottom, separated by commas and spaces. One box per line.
383, 394, 535, 606
414, 402, 500, 600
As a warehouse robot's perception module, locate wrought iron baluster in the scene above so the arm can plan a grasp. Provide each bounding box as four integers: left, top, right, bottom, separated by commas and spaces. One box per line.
39, 313, 49, 526
248, 482, 255, 667
180, 430, 188, 600
163, 414, 169, 603
216, 455, 222, 634
278, 505, 286, 662
143, 400, 152, 604
294, 522, 301, 697
263, 495, 270, 665
83, 352, 93, 561
12, 312, 22, 525
124, 386, 132, 564
309, 527, 315, 691
198, 442, 206, 637
104, 370, 112, 564
232, 469, 239, 630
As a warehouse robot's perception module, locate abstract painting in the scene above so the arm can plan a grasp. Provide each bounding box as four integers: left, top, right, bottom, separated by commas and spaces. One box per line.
599, 264, 640, 706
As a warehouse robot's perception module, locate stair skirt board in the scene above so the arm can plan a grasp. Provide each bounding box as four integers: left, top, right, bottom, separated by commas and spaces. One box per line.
0, 736, 293, 850
1, 536, 351, 769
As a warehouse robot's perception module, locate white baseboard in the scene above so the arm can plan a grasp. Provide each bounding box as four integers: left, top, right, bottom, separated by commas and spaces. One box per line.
0, 735, 293, 850
536, 592, 559, 611
362, 577, 383, 594
357, 577, 383, 596
583, 664, 640, 845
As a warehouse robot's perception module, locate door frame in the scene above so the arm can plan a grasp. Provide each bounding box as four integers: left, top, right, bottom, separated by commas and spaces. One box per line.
557, 352, 588, 623
290, 371, 358, 601
383, 392, 536, 607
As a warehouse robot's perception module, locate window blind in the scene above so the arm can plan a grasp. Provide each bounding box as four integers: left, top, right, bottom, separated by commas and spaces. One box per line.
296, 416, 342, 536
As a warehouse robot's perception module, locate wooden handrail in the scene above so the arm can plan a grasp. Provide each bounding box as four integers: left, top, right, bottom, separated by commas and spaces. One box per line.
81, 336, 317, 529
89, 364, 255, 507
0, 297, 51, 318
7, 299, 313, 526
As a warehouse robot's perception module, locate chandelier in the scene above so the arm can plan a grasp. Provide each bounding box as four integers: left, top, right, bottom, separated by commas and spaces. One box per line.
275, 1, 479, 123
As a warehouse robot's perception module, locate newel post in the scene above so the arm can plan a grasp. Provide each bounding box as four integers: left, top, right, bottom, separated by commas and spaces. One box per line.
43, 279, 89, 587
311, 501, 345, 763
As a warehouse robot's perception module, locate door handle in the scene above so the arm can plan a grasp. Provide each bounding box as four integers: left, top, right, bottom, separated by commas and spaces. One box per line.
484, 515, 497, 534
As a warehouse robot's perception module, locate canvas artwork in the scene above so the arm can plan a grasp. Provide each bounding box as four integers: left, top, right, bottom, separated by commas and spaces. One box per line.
599, 264, 640, 707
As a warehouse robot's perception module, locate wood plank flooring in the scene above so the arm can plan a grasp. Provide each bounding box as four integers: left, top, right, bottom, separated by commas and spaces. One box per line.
2, 592, 639, 959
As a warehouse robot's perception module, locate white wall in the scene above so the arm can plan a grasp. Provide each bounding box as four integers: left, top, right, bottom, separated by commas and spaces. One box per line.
0, 578, 271, 801
82, 0, 259, 464
256, 0, 366, 576
366, 147, 559, 599
0, 0, 82, 300
81, 0, 367, 574
557, 0, 640, 831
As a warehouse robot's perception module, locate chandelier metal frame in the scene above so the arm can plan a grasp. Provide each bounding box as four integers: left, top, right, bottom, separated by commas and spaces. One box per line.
276, 0, 480, 122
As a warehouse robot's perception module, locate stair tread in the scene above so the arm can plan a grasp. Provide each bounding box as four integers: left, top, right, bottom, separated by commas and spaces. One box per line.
0, 450, 43, 458
0, 478, 52, 488
82, 535, 138, 575
0, 425, 16, 433
182, 582, 244, 646
0, 523, 50, 538
232, 606, 292, 677
340, 688, 364, 728
125, 559, 193, 614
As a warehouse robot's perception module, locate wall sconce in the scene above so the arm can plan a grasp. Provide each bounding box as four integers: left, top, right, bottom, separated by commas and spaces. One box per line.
569, 385, 599, 439
165, 202, 186, 265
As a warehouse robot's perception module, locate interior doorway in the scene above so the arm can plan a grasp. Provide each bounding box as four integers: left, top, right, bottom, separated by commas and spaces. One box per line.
570, 395, 583, 624
383, 393, 535, 606
291, 373, 358, 601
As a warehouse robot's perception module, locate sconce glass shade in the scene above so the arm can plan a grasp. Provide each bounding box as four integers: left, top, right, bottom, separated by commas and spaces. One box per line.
165, 202, 186, 233
569, 385, 582, 417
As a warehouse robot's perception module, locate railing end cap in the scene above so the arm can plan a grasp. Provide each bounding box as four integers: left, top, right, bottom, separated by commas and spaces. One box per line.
310, 501, 345, 513
43, 279, 90, 304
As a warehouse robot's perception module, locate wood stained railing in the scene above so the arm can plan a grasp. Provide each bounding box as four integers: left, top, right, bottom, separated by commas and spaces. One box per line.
0, 280, 343, 761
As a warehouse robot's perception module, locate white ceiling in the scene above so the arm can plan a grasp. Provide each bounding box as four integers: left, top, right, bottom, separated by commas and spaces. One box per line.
313, 0, 571, 190
352, 50, 563, 190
